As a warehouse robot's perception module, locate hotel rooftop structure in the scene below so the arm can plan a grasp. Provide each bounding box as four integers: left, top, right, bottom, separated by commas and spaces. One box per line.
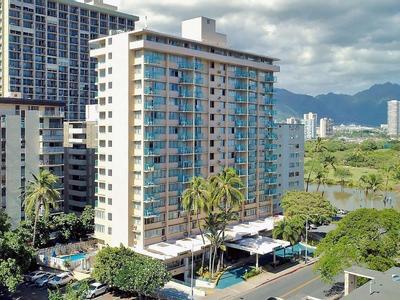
90, 17, 280, 275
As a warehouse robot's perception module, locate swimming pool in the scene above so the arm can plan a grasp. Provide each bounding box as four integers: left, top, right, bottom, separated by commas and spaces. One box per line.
59, 253, 87, 262
216, 265, 251, 289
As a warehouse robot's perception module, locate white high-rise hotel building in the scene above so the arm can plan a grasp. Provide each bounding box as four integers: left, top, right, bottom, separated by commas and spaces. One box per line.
303, 112, 317, 140
90, 17, 280, 253
388, 100, 400, 136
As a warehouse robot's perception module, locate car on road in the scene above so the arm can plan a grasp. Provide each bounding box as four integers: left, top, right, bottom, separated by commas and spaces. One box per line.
337, 209, 348, 215
266, 297, 284, 300
47, 272, 74, 288
309, 223, 318, 229
24, 271, 48, 283
85, 282, 108, 299
35, 273, 56, 288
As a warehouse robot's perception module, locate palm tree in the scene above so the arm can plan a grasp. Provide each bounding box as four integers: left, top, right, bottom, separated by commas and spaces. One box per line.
210, 168, 244, 270
359, 173, 383, 208
23, 169, 60, 247
314, 167, 328, 193
380, 165, 393, 203
182, 176, 209, 272
273, 219, 301, 256
306, 138, 327, 192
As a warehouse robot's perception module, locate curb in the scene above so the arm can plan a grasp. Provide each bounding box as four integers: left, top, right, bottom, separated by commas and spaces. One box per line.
254, 259, 317, 289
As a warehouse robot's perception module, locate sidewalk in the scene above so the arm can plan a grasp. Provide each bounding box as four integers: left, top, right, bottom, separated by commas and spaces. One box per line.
202, 259, 317, 299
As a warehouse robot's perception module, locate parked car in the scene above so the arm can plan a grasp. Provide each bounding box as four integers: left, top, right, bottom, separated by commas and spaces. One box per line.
35, 273, 56, 287
24, 271, 48, 283
337, 209, 348, 215
71, 278, 95, 291
47, 272, 74, 288
85, 282, 108, 299
266, 297, 284, 300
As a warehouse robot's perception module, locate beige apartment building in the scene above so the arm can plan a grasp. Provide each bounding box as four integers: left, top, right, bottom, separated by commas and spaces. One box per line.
90, 17, 280, 275
0, 97, 64, 226
64, 105, 97, 213
388, 100, 400, 136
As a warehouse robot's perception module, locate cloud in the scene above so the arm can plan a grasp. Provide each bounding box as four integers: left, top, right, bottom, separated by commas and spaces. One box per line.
109, 0, 400, 95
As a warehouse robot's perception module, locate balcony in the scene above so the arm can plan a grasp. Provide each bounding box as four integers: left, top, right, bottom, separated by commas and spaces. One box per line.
178, 161, 192, 168
265, 154, 278, 161
40, 147, 64, 154
235, 108, 247, 115
235, 157, 247, 164
144, 148, 161, 156
235, 145, 246, 152
264, 75, 277, 82
235, 120, 246, 127
264, 144, 278, 150
144, 163, 155, 171
235, 133, 247, 140
263, 97, 277, 105
234, 70, 248, 78
178, 61, 194, 70
144, 207, 159, 218
39, 111, 64, 118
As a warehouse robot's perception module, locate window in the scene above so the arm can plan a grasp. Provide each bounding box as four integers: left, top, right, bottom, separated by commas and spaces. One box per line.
209, 166, 214, 173
210, 88, 215, 95
210, 101, 214, 108
210, 74, 215, 81
210, 127, 214, 134
210, 114, 214, 121
108, 227, 112, 235
108, 213, 112, 221
210, 140, 214, 147
210, 153, 214, 160
210, 62, 215, 68
108, 52, 112, 59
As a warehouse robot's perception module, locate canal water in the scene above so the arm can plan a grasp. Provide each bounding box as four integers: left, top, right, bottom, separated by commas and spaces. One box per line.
308, 184, 400, 211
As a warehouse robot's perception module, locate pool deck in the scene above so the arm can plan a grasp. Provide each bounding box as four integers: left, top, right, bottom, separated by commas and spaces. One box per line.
202, 258, 318, 299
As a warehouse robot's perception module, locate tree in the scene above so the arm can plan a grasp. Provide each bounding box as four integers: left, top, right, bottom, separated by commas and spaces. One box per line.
273, 218, 302, 252
17, 218, 52, 248
334, 167, 352, 191
92, 246, 170, 297
182, 176, 209, 271
359, 173, 383, 206
51, 213, 81, 243
314, 209, 400, 282
281, 191, 336, 224
23, 169, 60, 248
313, 165, 328, 192
306, 138, 328, 191
80, 206, 95, 235
0, 213, 35, 292
0, 209, 11, 234
210, 168, 244, 270
380, 165, 393, 201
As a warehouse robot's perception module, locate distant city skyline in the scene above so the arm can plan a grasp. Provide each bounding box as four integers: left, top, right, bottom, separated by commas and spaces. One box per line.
102, 0, 400, 96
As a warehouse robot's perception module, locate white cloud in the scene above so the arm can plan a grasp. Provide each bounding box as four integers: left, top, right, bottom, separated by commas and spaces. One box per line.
108, 0, 400, 95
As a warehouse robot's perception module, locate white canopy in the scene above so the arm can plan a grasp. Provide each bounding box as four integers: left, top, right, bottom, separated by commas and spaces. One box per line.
225, 236, 290, 255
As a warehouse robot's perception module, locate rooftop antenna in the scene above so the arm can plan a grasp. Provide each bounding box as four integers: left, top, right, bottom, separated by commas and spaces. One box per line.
144, 16, 148, 29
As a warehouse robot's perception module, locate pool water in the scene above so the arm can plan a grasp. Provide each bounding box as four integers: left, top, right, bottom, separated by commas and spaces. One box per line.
59, 253, 87, 262
216, 265, 251, 289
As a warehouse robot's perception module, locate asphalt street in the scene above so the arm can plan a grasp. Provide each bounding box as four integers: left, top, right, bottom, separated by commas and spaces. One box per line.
233, 264, 343, 300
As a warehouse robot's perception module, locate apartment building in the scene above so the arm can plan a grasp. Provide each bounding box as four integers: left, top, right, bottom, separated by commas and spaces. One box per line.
319, 117, 334, 138
286, 117, 301, 124
0, 0, 138, 120
303, 112, 317, 140
90, 16, 280, 256
64, 105, 97, 213
275, 123, 304, 213
0, 97, 64, 226
387, 100, 400, 136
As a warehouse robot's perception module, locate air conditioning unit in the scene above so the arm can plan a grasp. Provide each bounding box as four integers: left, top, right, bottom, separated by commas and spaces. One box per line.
217, 70, 222, 74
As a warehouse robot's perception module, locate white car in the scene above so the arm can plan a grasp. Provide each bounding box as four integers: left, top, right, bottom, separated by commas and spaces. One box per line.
47, 272, 74, 288
85, 282, 108, 299
25, 271, 48, 282
35, 273, 56, 287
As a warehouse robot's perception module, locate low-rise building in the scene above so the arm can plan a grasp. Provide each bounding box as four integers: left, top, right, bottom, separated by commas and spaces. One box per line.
63, 105, 98, 213
275, 123, 304, 213
0, 97, 64, 226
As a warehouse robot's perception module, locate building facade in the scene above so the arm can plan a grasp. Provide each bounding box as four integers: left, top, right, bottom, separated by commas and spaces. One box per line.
303, 112, 317, 140
275, 123, 304, 213
319, 117, 334, 138
387, 100, 400, 136
0, 97, 64, 226
63, 105, 97, 213
286, 116, 301, 124
0, 0, 138, 120
90, 17, 280, 251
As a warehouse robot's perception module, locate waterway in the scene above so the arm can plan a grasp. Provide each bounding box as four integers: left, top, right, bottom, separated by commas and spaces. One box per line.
308, 184, 400, 211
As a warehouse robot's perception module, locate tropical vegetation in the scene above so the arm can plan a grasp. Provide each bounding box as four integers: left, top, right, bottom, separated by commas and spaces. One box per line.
314, 208, 400, 282
0, 209, 35, 292
182, 167, 244, 279
92, 246, 170, 297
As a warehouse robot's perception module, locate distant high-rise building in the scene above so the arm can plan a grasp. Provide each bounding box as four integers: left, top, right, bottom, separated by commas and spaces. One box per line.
303, 112, 317, 140
63, 105, 97, 214
286, 117, 301, 124
0, 97, 64, 226
387, 100, 400, 136
275, 123, 304, 213
319, 117, 334, 138
0, 0, 138, 120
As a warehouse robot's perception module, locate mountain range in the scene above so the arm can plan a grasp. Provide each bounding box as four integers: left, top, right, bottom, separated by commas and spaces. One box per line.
275, 82, 400, 126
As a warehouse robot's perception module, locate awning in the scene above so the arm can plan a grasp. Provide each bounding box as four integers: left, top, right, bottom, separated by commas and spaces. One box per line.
225, 236, 290, 255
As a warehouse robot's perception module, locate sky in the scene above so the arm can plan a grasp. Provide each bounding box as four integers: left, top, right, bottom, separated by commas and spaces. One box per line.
104, 0, 400, 96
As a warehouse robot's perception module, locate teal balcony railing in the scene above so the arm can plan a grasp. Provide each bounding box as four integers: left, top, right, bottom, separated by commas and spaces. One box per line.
195, 104, 203, 112
234, 94, 246, 102
178, 147, 191, 154
178, 104, 192, 112
179, 75, 193, 83
265, 165, 278, 173
266, 189, 278, 196
264, 75, 277, 82
265, 177, 277, 184
179, 90, 193, 98
235, 145, 246, 151
144, 148, 161, 155
178, 118, 192, 126
144, 53, 163, 65
235, 70, 248, 78
234, 83, 247, 90
235, 120, 246, 127
235, 157, 246, 164
263, 97, 277, 105
265, 133, 278, 139
144, 163, 155, 171
265, 154, 278, 161
264, 87, 274, 93
265, 144, 278, 150
178, 161, 193, 168
144, 207, 159, 217
178, 61, 194, 69
235, 133, 247, 139
265, 121, 278, 128
235, 108, 247, 115
194, 118, 202, 126
194, 147, 202, 153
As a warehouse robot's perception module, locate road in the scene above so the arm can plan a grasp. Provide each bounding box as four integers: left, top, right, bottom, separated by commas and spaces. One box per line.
233, 264, 343, 300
